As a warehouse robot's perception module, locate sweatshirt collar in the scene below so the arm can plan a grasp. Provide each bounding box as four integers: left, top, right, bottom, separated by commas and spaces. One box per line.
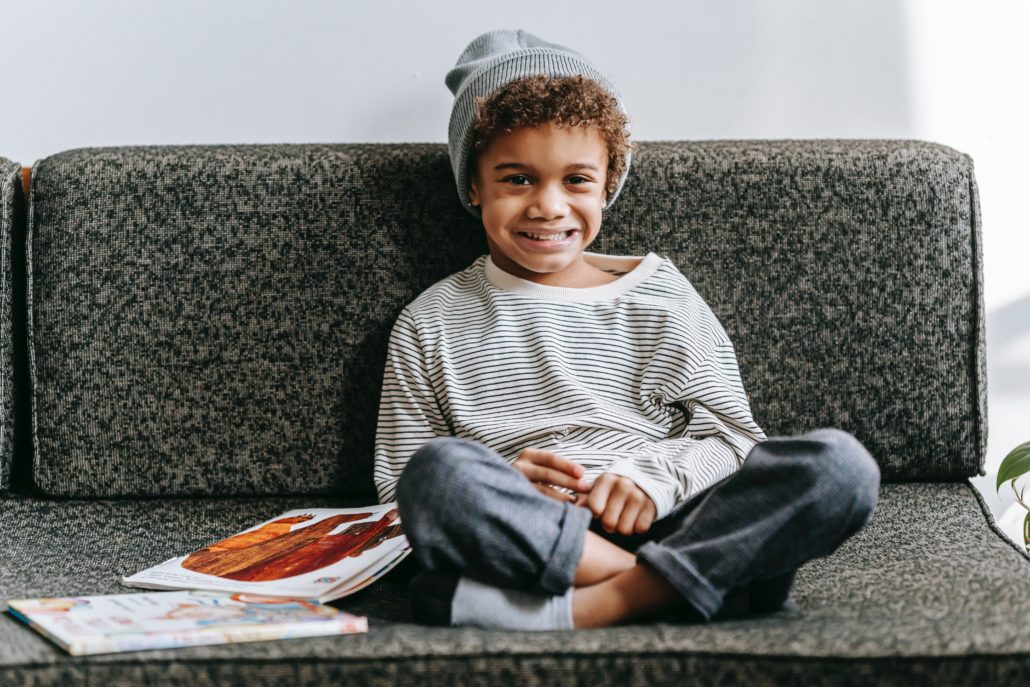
483, 252, 663, 303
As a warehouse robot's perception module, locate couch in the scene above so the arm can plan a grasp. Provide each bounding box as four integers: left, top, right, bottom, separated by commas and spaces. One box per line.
0, 139, 1022, 686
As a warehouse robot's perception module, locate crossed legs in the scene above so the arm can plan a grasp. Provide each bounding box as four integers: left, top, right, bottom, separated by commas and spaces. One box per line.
572, 531, 677, 627
396, 429, 881, 628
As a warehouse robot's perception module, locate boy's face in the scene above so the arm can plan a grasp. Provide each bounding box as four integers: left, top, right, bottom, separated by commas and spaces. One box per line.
469, 122, 608, 286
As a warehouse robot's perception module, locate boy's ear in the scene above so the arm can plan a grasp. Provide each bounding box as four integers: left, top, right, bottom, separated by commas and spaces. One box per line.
468, 178, 480, 207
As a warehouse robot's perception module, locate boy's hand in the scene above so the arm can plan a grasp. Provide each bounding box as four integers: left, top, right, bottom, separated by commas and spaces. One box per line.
573, 474, 657, 536
512, 448, 591, 503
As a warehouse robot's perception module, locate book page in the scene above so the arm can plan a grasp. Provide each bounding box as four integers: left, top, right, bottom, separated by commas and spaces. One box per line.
122, 504, 408, 601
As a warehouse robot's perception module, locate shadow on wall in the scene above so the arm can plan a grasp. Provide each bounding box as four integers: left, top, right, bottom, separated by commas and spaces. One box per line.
970, 293, 1030, 535
986, 294, 1030, 397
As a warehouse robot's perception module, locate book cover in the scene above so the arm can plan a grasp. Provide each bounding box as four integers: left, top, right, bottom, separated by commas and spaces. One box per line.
122, 503, 411, 602
6, 591, 368, 656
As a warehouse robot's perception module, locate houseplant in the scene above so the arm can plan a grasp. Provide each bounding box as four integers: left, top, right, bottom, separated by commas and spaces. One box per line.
996, 441, 1030, 553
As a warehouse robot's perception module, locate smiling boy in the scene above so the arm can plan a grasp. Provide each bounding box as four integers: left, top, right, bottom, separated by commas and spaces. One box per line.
374, 29, 881, 630
469, 121, 617, 288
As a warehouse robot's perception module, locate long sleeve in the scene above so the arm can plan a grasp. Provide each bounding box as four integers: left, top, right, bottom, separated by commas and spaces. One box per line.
370, 253, 765, 521
604, 339, 767, 520
373, 309, 450, 504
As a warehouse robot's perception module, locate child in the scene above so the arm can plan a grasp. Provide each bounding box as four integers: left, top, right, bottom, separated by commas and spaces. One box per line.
374, 29, 881, 630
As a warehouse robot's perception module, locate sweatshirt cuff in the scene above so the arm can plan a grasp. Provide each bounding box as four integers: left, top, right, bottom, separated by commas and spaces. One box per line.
604, 459, 679, 522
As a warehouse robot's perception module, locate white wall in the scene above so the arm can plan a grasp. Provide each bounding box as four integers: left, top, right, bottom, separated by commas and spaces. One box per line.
1, 0, 1027, 542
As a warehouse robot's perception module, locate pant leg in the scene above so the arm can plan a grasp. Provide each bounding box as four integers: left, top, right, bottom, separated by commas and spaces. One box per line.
395, 436, 593, 596
632, 428, 881, 620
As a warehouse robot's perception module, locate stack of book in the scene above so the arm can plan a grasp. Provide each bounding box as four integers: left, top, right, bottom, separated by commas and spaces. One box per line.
6, 504, 411, 655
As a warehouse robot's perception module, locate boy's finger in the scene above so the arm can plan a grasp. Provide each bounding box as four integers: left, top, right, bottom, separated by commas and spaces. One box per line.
520, 447, 561, 463
617, 500, 642, 536
534, 483, 576, 503
522, 462, 589, 491
633, 505, 654, 534
602, 488, 629, 533
547, 453, 584, 478
557, 469, 590, 491
585, 476, 613, 518
521, 448, 583, 478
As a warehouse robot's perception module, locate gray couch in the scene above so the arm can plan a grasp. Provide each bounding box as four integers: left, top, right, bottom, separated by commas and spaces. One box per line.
0, 140, 1021, 686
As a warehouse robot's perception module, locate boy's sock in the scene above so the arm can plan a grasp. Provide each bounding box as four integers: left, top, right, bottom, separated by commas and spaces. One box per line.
451, 575, 575, 630
409, 569, 574, 630
408, 568, 797, 629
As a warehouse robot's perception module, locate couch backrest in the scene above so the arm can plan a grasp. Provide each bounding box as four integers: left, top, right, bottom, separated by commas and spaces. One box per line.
22, 141, 986, 498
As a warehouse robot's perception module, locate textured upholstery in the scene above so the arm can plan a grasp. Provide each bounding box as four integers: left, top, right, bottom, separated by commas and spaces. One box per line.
3, 482, 1029, 686
24, 141, 986, 497
0, 157, 22, 491
1, 139, 1011, 686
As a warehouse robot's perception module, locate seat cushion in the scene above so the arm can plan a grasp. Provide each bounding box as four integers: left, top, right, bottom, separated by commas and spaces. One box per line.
2, 482, 1028, 686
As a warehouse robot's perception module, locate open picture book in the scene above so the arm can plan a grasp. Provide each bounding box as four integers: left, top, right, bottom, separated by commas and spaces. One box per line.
121, 503, 411, 603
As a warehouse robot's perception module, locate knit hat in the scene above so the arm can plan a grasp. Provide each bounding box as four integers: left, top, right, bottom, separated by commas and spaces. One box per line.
445, 29, 632, 220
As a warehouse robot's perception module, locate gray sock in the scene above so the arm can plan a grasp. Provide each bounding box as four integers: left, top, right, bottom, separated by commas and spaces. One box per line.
449, 575, 575, 630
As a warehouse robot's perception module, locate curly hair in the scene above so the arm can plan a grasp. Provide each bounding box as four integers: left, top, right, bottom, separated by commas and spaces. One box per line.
467, 74, 634, 202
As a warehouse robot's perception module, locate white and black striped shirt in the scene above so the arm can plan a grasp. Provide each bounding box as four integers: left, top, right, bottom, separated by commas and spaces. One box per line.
373, 251, 767, 520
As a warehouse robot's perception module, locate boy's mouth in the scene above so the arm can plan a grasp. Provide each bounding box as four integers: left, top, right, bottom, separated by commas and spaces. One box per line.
516, 229, 578, 244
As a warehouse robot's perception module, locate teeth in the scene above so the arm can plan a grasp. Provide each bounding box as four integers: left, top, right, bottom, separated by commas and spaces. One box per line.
523, 231, 569, 240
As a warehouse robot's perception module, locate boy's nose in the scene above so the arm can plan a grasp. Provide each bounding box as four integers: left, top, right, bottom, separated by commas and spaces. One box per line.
528, 184, 570, 219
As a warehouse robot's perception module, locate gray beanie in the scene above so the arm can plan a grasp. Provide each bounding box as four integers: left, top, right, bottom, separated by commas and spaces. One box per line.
445, 29, 632, 220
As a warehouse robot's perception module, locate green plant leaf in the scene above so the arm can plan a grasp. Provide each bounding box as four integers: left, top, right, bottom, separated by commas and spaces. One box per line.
997, 441, 1030, 492
1024, 511, 1030, 555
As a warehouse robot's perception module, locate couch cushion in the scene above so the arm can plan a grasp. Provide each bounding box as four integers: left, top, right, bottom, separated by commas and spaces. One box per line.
595, 140, 985, 484
26, 141, 985, 497
1, 482, 1027, 686
0, 158, 22, 491
27, 144, 484, 497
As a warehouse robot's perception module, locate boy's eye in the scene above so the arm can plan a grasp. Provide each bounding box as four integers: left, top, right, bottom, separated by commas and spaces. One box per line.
503, 175, 592, 185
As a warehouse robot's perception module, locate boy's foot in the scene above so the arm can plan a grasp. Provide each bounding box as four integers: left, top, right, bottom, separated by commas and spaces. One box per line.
408, 569, 459, 626
664, 569, 798, 623
409, 567, 797, 628
749, 569, 797, 614
409, 569, 574, 630
711, 569, 799, 621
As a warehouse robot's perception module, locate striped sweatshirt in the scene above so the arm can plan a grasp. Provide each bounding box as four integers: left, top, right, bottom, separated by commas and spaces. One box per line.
373, 251, 767, 521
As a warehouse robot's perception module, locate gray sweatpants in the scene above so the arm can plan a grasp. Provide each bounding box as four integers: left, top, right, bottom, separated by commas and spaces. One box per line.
395, 428, 880, 620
